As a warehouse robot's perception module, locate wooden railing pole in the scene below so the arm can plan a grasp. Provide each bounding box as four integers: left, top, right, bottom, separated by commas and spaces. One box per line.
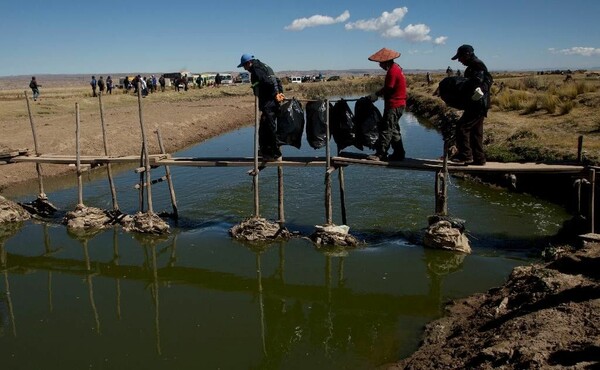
435, 141, 449, 215
577, 135, 584, 163
253, 95, 260, 218
325, 100, 333, 224
75, 103, 84, 206
589, 168, 596, 234
278, 165, 285, 226
98, 92, 119, 212
24, 91, 46, 199
156, 129, 178, 219
137, 82, 153, 213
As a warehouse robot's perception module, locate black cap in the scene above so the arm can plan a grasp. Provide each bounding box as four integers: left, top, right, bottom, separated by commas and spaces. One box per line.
451, 44, 474, 60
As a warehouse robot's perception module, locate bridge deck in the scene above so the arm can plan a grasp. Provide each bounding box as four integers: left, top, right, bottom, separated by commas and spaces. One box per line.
333, 152, 585, 175
6, 152, 586, 175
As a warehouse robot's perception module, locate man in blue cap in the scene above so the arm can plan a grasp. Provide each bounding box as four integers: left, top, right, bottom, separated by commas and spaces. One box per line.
238, 53, 285, 160
449, 44, 493, 165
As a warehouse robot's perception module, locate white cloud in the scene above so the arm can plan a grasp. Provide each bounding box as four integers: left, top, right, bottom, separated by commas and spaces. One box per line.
345, 7, 408, 32
345, 7, 446, 44
434, 36, 448, 45
550, 47, 600, 57
285, 10, 350, 31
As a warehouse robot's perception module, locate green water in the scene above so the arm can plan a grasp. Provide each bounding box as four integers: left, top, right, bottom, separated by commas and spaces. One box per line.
0, 105, 572, 369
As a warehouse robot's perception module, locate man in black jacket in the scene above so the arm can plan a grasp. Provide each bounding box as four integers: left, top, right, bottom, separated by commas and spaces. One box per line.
450, 44, 492, 166
237, 53, 285, 160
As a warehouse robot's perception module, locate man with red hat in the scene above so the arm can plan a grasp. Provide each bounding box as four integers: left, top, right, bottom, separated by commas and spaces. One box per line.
366, 47, 406, 161
449, 44, 492, 165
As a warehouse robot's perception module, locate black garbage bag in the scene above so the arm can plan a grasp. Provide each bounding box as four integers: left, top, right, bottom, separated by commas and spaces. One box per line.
438, 76, 471, 110
305, 100, 328, 149
353, 97, 381, 150
276, 98, 305, 149
329, 99, 355, 151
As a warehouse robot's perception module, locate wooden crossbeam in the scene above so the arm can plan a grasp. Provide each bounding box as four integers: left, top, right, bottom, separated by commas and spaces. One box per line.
156, 156, 327, 168
333, 152, 585, 175
11, 154, 167, 165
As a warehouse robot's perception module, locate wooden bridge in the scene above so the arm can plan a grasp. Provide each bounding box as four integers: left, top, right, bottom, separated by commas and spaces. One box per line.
2, 91, 597, 237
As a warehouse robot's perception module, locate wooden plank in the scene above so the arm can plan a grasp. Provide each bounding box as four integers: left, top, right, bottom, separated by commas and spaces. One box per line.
11, 154, 167, 165
333, 152, 585, 175
156, 156, 327, 168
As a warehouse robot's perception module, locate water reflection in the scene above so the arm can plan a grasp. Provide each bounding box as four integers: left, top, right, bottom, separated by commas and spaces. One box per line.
0, 222, 487, 368
0, 103, 570, 368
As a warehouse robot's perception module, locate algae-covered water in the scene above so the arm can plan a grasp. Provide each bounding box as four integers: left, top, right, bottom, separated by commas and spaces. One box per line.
0, 100, 571, 369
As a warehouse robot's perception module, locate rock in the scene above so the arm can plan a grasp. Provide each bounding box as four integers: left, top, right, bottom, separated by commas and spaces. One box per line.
120, 212, 170, 235
229, 217, 291, 241
18, 196, 57, 218
64, 205, 112, 230
310, 224, 361, 248
423, 220, 471, 254
0, 195, 31, 223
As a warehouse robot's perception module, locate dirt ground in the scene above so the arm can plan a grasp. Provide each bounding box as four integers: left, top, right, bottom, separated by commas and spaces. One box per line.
0, 87, 255, 192
2, 77, 600, 368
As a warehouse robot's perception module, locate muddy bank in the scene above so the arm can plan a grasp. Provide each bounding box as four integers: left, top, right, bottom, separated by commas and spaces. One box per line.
386, 241, 600, 369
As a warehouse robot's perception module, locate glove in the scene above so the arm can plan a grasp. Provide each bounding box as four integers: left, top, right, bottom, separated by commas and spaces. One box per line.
471, 87, 484, 101
368, 93, 378, 102
275, 93, 285, 103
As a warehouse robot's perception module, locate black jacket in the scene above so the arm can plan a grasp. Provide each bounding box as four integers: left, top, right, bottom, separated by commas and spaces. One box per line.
249, 59, 283, 110
464, 56, 493, 113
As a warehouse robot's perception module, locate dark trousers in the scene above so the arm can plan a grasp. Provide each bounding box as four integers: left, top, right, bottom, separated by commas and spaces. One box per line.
455, 110, 485, 162
377, 106, 405, 156
259, 101, 281, 157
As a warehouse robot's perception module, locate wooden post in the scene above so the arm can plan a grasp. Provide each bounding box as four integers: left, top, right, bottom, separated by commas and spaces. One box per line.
156, 129, 178, 219
338, 149, 347, 225
138, 145, 145, 212
325, 100, 333, 225
278, 165, 285, 226
24, 91, 46, 199
589, 168, 596, 234
253, 95, 260, 218
75, 103, 84, 207
577, 135, 584, 163
435, 141, 449, 215
137, 82, 154, 214
98, 92, 119, 212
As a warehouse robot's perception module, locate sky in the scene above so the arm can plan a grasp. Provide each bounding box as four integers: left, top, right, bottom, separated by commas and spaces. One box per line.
1, 0, 599, 76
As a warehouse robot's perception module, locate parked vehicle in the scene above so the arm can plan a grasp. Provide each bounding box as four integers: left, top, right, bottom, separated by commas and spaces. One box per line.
327, 75, 341, 81
238, 72, 250, 83
219, 73, 233, 85
291, 76, 302, 84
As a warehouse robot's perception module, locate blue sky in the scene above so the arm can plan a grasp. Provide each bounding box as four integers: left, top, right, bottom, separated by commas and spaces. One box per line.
1, 0, 599, 76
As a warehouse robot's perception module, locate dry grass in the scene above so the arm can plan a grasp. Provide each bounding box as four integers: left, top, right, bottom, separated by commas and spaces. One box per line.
410, 71, 600, 164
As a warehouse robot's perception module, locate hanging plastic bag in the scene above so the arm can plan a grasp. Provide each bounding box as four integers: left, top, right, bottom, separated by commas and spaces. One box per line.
329, 99, 355, 151
353, 97, 381, 150
438, 76, 471, 110
276, 98, 305, 149
305, 100, 328, 149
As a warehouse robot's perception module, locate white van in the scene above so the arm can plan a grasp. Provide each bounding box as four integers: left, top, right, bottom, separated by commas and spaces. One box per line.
219, 73, 233, 85
291, 76, 302, 84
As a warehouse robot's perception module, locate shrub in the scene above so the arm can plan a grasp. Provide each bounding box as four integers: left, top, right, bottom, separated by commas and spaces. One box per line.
575, 81, 596, 94
522, 96, 539, 114
558, 100, 575, 115
540, 93, 560, 114
494, 90, 529, 111
557, 84, 578, 100
522, 76, 540, 89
